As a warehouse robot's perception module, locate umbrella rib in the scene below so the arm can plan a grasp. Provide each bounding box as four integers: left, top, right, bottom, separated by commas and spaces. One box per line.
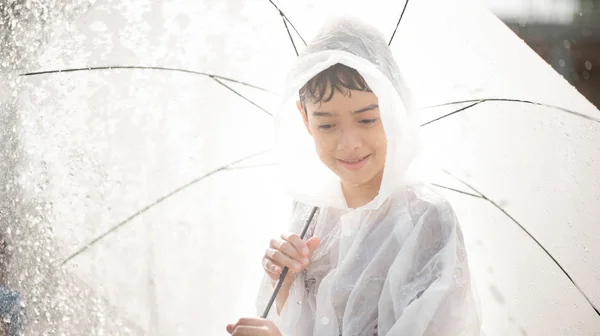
281, 15, 299, 56
421, 98, 600, 125
388, 0, 410, 46
425, 99, 483, 108
223, 163, 277, 171
19, 65, 272, 93
211, 77, 273, 116
420, 101, 483, 126
484, 98, 600, 123
267, 0, 306, 46
284, 16, 307, 46
442, 170, 600, 317
22, 66, 275, 116
439, 171, 484, 196
59, 148, 273, 266
431, 183, 484, 198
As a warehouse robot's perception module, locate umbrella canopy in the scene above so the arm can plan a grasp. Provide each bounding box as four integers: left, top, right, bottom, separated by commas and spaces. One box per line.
8, 0, 600, 335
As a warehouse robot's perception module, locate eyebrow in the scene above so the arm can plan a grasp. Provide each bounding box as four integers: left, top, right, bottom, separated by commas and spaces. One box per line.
312, 111, 335, 117
313, 104, 379, 117
352, 104, 379, 114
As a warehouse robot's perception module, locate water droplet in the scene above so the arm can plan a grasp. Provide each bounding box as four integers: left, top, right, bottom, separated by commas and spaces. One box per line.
583, 71, 590, 80
563, 40, 571, 49
584, 61, 593, 71
559, 59, 566, 67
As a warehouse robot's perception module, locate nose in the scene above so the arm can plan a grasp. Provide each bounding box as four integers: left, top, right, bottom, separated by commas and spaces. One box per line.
337, 129, 362, 152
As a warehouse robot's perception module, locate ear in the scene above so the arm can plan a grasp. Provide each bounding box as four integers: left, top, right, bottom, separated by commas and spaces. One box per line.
296, 100, 312, 136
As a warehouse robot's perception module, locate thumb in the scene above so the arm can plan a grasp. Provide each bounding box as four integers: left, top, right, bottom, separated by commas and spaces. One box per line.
306, 236, 320, 255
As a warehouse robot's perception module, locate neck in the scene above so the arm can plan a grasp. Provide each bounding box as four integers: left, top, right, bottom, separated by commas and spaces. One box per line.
341, 170, 384, 209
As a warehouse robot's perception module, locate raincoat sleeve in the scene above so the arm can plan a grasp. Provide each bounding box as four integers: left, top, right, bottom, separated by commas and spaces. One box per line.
377, 193, 481, 335
255, 202, 314, 336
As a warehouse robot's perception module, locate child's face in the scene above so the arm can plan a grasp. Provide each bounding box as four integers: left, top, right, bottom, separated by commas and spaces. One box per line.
297, 87, 387, 188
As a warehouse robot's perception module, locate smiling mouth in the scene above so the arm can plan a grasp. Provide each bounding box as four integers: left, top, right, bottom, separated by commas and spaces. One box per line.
338, 154, 371, 170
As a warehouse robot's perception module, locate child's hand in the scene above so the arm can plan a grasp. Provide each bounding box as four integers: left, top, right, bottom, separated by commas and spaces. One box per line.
226, 317, 281, 335
262, 232, 320, 285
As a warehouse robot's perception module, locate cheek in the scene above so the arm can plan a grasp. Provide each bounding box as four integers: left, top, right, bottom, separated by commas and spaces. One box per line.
378, 138, 388, 167
368, 128, 388, 152
312, 135, 339, 165
312, 133, 336, 152
373, 138, 387, 151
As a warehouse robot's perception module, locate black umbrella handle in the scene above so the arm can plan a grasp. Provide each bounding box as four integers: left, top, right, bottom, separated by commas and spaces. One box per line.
261, 206, 319, 319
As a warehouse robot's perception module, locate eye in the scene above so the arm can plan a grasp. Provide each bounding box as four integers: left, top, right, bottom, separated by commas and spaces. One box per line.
318, 124, 335, 130
359, 118, 379, 125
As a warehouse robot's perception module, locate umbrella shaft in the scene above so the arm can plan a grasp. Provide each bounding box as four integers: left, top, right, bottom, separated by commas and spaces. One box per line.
261, 268, 290, 318
261, 207, 318, 318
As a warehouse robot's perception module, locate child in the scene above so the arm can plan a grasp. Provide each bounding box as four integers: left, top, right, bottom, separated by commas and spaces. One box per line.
227, 17, 481, 336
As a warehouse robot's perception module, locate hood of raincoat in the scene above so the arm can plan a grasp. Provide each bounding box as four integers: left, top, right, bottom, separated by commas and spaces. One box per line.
274, 17, 422, 210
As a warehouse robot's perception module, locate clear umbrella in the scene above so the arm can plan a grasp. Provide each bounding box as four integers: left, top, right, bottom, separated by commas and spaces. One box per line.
2, 0, 599, 335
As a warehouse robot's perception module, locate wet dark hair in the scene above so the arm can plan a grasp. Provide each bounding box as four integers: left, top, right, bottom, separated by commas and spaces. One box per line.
299, 63, 372, 113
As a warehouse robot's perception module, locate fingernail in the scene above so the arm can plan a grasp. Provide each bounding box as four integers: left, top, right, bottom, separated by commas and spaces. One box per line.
293, 262, 302, 271
274, 266, 281, 273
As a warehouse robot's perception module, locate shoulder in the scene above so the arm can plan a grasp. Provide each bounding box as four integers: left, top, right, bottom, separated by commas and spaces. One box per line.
392, 183, 455, 217
392, 183, 460, 238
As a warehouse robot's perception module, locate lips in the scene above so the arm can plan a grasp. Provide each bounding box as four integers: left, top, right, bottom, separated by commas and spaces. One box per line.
337, 154, 371, 170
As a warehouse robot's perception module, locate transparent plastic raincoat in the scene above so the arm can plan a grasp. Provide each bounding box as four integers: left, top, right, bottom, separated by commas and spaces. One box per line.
256, 17, 482, 336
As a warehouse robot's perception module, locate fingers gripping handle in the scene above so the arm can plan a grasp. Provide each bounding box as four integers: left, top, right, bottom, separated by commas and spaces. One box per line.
261, 207, 319, 318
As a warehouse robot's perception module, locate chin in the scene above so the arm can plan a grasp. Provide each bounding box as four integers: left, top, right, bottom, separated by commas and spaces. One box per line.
338, 172, 377, 187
